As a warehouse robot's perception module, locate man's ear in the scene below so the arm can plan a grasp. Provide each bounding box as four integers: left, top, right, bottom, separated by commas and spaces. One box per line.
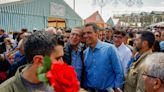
33, 55, 43, 66
154, 78, 162, 89
142, 40, 148, 48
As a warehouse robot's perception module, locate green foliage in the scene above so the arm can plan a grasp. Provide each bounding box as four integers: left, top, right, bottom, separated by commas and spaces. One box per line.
37, 66, 46, 74
37, 56, 51, 83
43, 56, 51, 71
38, 73, 48, 82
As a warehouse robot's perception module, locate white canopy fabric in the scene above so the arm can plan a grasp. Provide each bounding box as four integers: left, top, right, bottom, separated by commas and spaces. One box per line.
0, 0, 21, 4
149, 21, 164, 27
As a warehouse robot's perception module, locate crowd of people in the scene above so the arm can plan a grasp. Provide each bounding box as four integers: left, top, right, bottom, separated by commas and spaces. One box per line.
0, 22, 163, 92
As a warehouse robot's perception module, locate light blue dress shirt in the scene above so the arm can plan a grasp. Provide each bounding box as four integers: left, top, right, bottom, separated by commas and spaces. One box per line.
71, 49, 83, 81
117, 43, 132, 76
84, 40, 124, 90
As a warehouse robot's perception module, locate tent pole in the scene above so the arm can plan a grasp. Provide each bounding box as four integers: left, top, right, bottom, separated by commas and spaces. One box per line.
73, 0, 75, 11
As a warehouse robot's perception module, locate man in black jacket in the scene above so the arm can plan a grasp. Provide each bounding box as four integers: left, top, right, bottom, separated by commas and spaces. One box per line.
63, 27, 85, 86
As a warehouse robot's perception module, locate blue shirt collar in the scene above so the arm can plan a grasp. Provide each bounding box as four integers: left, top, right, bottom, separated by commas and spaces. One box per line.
89, 40, 103, 51
68, 42, 82, 52
95, 40, 103, 49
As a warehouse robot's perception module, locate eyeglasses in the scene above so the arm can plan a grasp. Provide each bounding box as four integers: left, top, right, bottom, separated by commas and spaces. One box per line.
142, 73, 157, 79
99, 34, 105, 36
71, 33, 81, 37
142, 72, 164, 83
113, 35, 123, 39
64, 36, 69, 39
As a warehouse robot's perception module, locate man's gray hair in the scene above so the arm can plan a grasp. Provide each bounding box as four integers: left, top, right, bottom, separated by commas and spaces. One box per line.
144, 53, 164, 83
72, 27, 82, 30
71, 26, 83, 36
71, 27, 83, 32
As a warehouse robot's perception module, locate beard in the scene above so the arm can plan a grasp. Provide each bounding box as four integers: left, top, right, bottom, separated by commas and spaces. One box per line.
136, 47, 141, 52
135, 42, 142, 52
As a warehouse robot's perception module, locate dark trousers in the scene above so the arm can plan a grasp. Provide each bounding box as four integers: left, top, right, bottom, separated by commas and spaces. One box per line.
85, 87, 108, 92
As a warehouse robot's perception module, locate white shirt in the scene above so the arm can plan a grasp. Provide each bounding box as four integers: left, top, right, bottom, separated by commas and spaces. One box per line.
117, 43, 132, 76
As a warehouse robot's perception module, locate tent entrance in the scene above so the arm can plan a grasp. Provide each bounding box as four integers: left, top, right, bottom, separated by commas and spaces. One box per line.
48, 17, 66, 27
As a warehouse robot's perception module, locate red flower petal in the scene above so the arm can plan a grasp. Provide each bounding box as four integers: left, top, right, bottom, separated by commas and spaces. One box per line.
46, 62, 80, 92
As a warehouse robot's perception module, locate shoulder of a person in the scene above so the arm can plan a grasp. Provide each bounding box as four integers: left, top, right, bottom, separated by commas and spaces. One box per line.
104, 42, 116, 50
122, 45, 132, 53
83, 47, 89, 53
0, 77, 15, 91
3, 34, 8, 38
64, 44, 71, 52
101, 41, 113, 47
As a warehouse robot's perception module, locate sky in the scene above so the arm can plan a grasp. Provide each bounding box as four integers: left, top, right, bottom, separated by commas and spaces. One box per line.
0, 0, 164, 22
64, 0, 164, 22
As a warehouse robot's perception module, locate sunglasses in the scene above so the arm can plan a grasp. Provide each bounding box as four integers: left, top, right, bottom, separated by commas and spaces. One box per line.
155, 35, 160, 37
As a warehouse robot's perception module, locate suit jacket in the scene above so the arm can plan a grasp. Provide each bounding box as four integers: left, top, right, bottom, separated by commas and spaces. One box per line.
63, 42, 85, 87
124, 50, 152, 92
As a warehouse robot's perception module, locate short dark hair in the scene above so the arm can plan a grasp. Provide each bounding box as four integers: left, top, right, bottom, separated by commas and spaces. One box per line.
137, 31, 155, 48
105, 27, 113, 31
24, 31, 56, 62
52, 34, 64, 47
84, 23, 99, 32
113, 30, 126, 37
21, 28, 28, 33
0, 28, 5, 32
65, 28, 71, 33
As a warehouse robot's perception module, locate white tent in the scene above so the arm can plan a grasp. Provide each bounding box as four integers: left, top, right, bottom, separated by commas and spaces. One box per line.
0, 0, 21, 4
149, 21, 164, 28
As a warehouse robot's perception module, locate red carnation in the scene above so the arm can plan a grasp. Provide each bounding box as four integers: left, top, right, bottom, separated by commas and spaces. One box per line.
46, 62, 80, 92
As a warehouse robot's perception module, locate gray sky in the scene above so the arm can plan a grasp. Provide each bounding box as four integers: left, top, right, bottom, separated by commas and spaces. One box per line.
64, 0, 164, 21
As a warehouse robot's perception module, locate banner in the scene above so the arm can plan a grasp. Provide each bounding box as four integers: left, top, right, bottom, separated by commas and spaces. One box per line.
50, 2, 65, 17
